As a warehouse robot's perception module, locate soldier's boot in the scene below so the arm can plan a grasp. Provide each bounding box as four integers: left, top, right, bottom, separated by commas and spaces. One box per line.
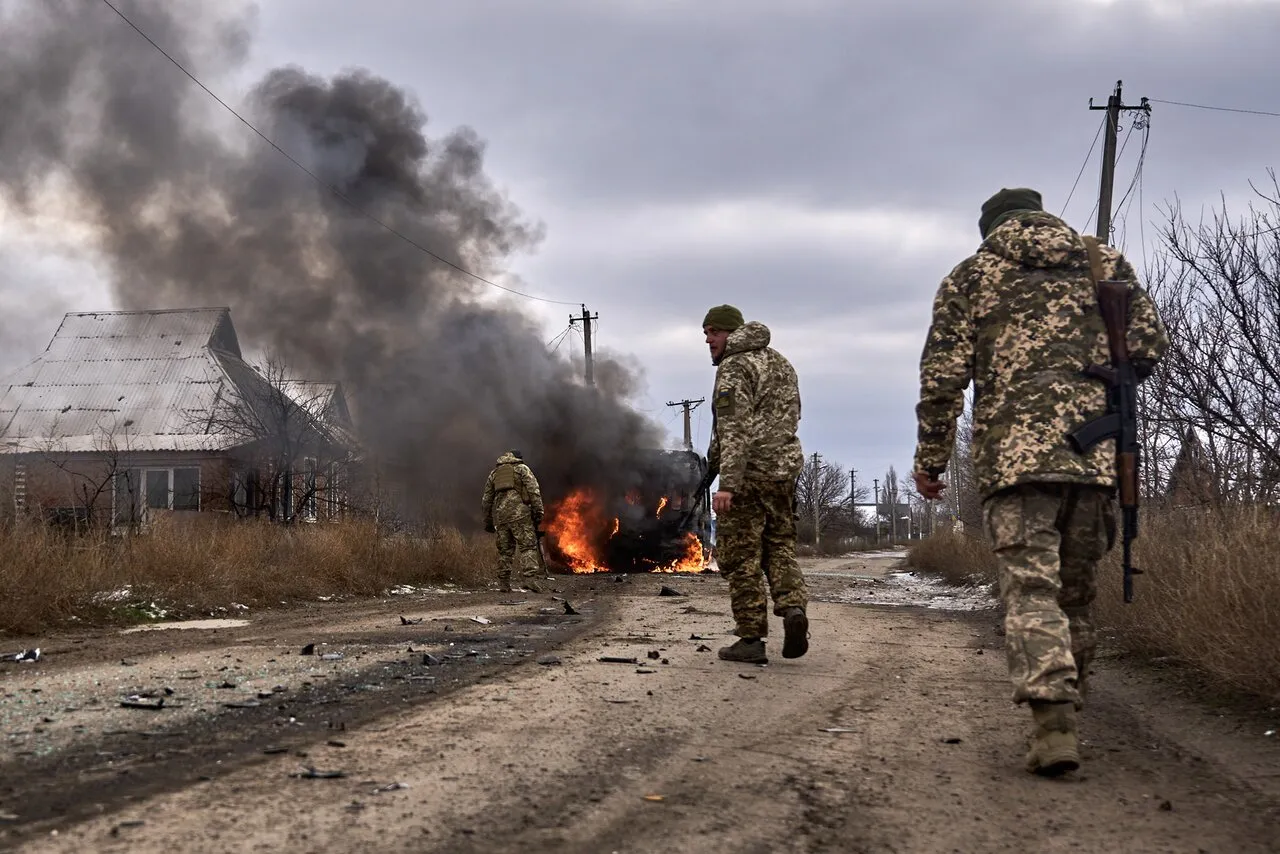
521, 577, 545, 594
781, 607, 809, 659
718, 638, 767, 664
1025, 701, 1080, 777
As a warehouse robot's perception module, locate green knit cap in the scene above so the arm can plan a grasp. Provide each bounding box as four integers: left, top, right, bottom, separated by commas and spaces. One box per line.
702, 304, 744, 332
979, 187, 1043, 238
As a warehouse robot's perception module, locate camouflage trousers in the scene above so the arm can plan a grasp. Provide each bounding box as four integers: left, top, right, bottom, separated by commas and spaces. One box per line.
494, 518, 542, 587
716, 477, 808, 639
983, 483, 1116, 709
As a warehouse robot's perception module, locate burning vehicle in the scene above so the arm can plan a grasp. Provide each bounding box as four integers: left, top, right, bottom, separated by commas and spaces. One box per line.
543, 449, 714, 573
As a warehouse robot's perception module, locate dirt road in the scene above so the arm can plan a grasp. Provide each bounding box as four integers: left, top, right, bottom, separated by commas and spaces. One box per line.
3, 554, 1278, 853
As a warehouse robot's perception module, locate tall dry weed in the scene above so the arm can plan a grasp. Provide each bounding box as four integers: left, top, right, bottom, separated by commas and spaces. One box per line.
0, 517, 496, 635
1094, 505, 1280, 703
906, 527, 999, 587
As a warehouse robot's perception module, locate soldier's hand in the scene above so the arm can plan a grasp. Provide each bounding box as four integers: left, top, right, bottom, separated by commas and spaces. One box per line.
712, 490, 733, 515
912, 471, 946, 501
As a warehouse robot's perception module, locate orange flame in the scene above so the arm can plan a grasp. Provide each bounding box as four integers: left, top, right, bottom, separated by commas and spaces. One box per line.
656, 496, 669, 517
545, 487, 708, 575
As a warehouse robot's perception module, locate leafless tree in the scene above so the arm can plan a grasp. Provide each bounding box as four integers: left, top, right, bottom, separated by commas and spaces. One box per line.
193, 352, 358, 524
1144, 175, 1280, 504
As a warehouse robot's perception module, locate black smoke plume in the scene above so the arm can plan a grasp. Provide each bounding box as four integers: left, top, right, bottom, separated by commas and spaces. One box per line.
0, 0, 673, 527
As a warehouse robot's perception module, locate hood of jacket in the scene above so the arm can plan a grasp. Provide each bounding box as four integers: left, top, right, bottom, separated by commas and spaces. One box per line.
495, 452, 521, 466
722, 321, 771, 359
982, 211, 1084, 270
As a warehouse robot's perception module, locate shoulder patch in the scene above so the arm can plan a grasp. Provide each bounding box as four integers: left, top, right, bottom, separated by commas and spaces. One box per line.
715, 387, 736, 416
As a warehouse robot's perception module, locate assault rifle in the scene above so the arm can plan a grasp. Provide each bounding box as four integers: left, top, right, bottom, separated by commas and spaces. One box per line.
1066, 236, 1143, 604
680, 465, 719, 529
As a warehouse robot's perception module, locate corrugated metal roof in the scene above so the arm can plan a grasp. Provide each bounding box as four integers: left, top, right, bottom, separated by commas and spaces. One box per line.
0, 308, 260, 454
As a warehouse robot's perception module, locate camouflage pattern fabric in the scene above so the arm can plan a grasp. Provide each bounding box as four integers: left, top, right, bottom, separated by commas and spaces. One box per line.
481, 452, 545, 527
482, 452, 545, 587
707, 321, 804, 492
715, 477, 808, 638
913, 211, 1169, 500
984, 483, 1116, 708
494, 519, 542, 587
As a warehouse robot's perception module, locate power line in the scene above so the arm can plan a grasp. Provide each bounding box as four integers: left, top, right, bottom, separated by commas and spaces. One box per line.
1150, 98, 1280, 119
96, 0, 579, 307
1060, 114, 1106, 218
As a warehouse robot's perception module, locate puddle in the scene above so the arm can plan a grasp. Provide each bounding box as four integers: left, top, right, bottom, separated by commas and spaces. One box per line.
823, 571, 996, 612
120, 618, 251, 634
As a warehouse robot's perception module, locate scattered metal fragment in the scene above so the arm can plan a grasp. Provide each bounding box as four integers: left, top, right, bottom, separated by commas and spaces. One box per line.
599, 656, 639, 665
263, 746, 289, 755
636, 668, 656, 674
659, 585, 684, 597
120, 659, 138, 666
290, 766, 347, 779
499, 600, 529, 606
470, 616, 492, 625
647, 650, 661, 660
696, 644, 711, 652
942, 737, 962, 744
13, 648, 40, 663
222, 700, 262, 709
1159, 800, 1173, 812
399, 616, 423, 625
373, 782, 409, 793
603, 699, 634, 704
689, 634, 707, 640
301, 643, 316, 656
563, 601, 580, 616
822, 728, 858, 734
537, 655, 562, 666
422, 653, 441, 666
0, 813, 18, 822
328, 740, 347, 748
738, 673, 756, 680
643, 794, 665, 802
321, 653, 344, 661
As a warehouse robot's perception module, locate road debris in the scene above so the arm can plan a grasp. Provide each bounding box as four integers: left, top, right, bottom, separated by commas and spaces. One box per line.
321, 653, 344, 661
290, 766, 347, 779
263, 746, 289, 755
12, 648, 40, 663
821, 727, 858, 733
399, 616, 423, 625
696, 644, 711, 652
643, 794, 665, 802
738, 673, 756, 680
647, 650, 661, 659
470, 616, 492, 625
563, 600, 580, 615
537, 655, 563, 666
373, 782, 409, 793
636, 668, 656, 674
301, 643, 316, 656
499, 600, 529, 606
327, 740, 347, 748
659, 585, 684, 597
422, 653, 442, 666
222, 700, 262, 709
120, 695, 165, 710
599, 656, 639, 664
942, 737, 962, 744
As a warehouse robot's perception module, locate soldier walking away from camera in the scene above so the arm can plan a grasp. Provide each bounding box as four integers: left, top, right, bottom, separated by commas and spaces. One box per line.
702, 305, 809, 665
911, 188, 1168, 776
482, 450, 547, 594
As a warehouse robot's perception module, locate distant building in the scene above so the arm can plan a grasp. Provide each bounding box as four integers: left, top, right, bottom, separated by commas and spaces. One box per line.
0, 308, 357, 529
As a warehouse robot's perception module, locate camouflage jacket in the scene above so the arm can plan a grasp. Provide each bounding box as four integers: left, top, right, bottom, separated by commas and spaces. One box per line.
913, 211, 1169, 500
707, 321, 804, 491
481, 452, 545, 527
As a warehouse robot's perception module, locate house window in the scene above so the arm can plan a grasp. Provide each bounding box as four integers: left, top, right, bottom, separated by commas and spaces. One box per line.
114, 470, 141, 525
133, 467, 202, 512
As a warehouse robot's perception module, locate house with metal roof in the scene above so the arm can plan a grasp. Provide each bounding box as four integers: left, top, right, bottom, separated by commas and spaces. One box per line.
0, 308, 356, 529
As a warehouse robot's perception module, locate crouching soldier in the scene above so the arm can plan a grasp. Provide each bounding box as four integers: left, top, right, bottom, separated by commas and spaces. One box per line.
482, 450, 546, 593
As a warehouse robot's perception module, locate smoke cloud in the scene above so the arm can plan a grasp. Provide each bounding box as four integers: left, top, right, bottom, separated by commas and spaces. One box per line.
0, 0, 672, 527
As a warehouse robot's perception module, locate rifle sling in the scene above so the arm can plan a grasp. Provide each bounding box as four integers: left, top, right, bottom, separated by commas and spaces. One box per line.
1081, 235, 1106, 290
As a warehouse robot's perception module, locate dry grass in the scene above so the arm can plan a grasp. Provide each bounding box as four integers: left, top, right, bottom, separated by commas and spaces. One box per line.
1095, 505, 1280, 703
0, 517, 496, 636
905, 527, 999, 587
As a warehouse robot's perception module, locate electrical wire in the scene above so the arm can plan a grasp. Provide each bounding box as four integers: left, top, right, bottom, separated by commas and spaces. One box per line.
1060, 114, 1106, 218
97, 0, 580, 307
1150, 98, 1280, 119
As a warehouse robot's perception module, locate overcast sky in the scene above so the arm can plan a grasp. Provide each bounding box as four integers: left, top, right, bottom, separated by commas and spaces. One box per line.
3, 0, 1279, 494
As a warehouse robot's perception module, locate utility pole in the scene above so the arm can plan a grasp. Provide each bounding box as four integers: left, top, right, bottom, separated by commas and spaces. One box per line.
665, 398, 704, 451
810, 452, 822, 549
873, 478, 880, 547
568, 304, 599, 385
1089, 80, 1151, 246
